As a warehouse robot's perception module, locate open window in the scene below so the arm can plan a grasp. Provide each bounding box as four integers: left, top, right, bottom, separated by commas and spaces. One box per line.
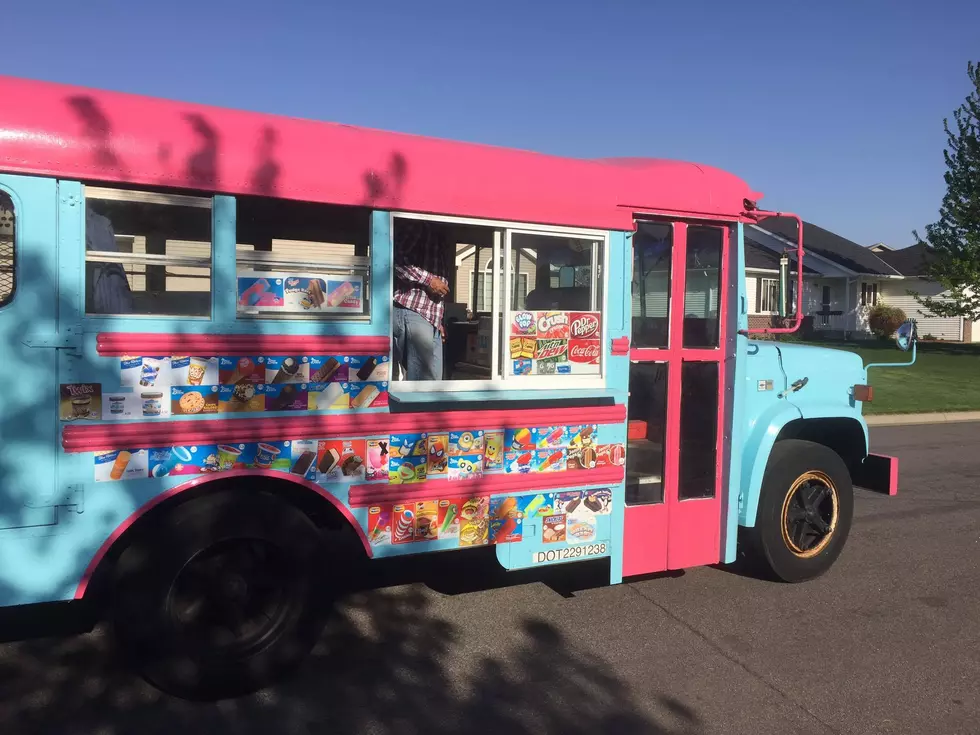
391, 214, 606, 389
84, 187, 212, 317
236, 197, 371, 319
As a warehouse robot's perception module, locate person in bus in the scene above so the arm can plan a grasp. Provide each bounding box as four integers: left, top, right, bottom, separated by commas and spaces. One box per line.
392, 219, 451, 380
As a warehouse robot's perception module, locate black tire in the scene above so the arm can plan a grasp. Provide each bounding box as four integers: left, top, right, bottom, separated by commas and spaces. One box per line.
746, 439, 854, 583
110, 489, 324, 700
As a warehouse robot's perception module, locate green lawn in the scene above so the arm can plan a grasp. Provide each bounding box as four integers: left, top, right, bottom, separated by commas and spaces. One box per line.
796, 340, 980, 415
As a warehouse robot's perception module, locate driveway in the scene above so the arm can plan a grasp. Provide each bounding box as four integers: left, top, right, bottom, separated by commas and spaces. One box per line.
0, 423, 977, 734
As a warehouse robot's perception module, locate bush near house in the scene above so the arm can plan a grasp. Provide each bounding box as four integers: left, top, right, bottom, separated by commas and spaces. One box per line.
868, 303, 907, 339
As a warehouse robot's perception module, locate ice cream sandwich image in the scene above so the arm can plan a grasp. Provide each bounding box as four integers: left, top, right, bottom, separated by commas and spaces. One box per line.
318, 447, 341, 474
352, 384, 380, 408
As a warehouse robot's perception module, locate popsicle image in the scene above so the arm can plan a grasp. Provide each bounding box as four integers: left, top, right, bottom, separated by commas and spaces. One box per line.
439, 503, 459, 534
495, 517, 518, 540
494, 497, 518, 519
538, 450, 564, 472
241, 278, 270, 306
511, 428, 532, 449
537, 427, 565, 448
325, 281, 355, 307
308, 279, 325, 308
356, 357, 378, 381
570, 425, 595, 446
316, 382, 344, 410
524, 494, 547, 517
311, 357, 340, 383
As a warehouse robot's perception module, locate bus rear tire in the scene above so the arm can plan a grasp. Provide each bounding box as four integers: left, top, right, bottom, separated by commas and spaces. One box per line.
110, 489, 323, 700
747, 439, 854, 583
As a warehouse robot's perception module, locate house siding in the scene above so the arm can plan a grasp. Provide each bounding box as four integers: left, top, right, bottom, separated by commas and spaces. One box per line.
879, 280, 963, 341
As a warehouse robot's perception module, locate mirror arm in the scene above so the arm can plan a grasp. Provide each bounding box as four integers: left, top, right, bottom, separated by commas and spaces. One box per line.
866, 340, 917, 371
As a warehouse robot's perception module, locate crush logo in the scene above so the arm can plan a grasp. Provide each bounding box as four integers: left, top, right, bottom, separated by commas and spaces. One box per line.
568, 339, 600, 364
536, 312, 570, 339
569, 312, 600, 339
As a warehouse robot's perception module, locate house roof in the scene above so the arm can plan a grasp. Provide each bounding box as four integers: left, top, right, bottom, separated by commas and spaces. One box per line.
755, 217, 901, 276
872, 243, 935, 277
745, 236, 819, 274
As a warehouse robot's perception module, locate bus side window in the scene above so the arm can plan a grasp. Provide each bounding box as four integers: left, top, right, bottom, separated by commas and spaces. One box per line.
84, 187, 212, 318
0, 192, 14, 307
235, 197, 371, 319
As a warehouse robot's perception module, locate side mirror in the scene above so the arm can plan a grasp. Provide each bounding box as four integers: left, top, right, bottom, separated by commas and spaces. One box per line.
777, 254, 791, 318
896, 319, 917, 352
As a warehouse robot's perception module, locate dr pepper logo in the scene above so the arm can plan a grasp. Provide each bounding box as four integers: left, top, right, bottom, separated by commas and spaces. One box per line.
568, 339, 600, 364
569, 312, 600, 339
536, 311, 569, 339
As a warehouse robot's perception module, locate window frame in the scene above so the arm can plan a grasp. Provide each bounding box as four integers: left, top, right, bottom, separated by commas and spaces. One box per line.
758, 276, 779, 314
390, 212, 609, 393
0, 188, 16, 309
82, 185, 214, 320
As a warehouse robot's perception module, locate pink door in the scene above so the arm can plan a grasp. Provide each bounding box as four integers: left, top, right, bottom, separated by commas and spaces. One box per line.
622, 220, 733, 576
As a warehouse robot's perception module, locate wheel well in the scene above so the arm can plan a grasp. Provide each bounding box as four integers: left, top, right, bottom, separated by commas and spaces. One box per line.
774, 418, 867, 474
82, 474, 361, 611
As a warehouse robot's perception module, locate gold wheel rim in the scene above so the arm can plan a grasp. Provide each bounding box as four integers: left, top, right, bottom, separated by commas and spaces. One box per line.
780, 471, 839, 558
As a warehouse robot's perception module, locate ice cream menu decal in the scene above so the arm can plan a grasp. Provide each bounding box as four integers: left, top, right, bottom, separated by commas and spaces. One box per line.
509, 311, 601, 376
237, 272, 364, 315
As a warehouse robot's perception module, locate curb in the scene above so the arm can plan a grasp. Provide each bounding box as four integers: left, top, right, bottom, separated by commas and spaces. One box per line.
866, 411, 980, 427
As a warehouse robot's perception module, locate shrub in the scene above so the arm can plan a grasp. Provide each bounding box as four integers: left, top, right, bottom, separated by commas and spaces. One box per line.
868, 303, 907, 338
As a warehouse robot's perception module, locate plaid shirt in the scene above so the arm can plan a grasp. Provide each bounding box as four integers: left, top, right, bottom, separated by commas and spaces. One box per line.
393, 220, 451, 329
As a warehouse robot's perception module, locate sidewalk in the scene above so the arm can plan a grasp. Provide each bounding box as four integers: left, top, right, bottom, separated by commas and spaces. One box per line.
866, 410, 980, 427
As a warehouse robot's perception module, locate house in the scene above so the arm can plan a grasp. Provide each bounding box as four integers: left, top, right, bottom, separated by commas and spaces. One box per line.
745, 218, 978, 342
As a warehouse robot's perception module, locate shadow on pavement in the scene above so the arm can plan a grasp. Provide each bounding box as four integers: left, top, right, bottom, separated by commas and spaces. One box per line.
0, 550, 702, 735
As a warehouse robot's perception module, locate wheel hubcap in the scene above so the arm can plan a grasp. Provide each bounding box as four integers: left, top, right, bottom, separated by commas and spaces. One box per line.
780, 471, 839, 558
167, 538, 291, 657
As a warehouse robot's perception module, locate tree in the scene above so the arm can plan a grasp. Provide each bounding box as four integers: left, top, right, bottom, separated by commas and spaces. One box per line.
912, 61, 980, 321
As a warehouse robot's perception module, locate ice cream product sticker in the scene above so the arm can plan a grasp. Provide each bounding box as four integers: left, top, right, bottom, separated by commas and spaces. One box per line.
426, 434, 449, 476
392, 505, 416, 544
121, 356, 170, 389
219, 383, 265, 413
506, 428, 535, 451
367, 505, 392, 546
448, 454, 483, 481
390, 433, 428, 460
534, 449, 567, 473
237, 276, 284, 311
554, 491, 582, 514
60, 383, 101, 421
582, 489, 613, 515
533, 426, 568, 449
542, 514, 566, 543
483, 431, 504, 473
568, 424, 599, 448
316, 439, 366, 483
216, 443, 245, 471
172, 356, 218, 386
524, 493, 555, 518
147, 445, 195, 478
308, 355, 350, 383
95, 449, 149, 482
595, 443, 627, 468
504, 450, 536, 474
266, 356, 309, 385
388, 456, 426, 485
366, 438, 390, 482
350, 381, 388, 409
237, 272, 363, 315
449, 430, 484, 455
103, 393, 138, 420
350, 355, 390, 382
219, 356, 264, 385
414, 501, 439, 541
437, 499, 464, 540
250, 441, 290, 471
289, 439, 319, 479
566, 512, 597, 544
171, 386, 219, 415
489, 496, 524, 544
309, 382, 349, 411
567, 446, 598, 471
264, 383, 308, 412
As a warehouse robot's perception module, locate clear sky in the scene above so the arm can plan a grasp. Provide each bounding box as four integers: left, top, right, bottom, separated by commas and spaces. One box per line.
3, 0, 977, 248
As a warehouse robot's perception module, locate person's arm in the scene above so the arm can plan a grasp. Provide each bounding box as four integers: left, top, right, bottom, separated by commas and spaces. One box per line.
394, 262, 437, 287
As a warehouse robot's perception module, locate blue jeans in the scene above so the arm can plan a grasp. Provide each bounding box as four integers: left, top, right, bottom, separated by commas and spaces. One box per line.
392, 305, 443, 380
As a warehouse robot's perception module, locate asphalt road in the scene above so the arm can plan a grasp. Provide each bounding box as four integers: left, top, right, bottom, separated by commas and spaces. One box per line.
1, 423, 978, 735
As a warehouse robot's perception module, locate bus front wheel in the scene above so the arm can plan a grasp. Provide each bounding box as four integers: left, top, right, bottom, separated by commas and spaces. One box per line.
110, 490, 324, 700
747, 439, 854, 583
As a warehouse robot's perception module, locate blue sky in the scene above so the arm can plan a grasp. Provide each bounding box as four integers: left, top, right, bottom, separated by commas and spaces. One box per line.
4, 0, 978, 248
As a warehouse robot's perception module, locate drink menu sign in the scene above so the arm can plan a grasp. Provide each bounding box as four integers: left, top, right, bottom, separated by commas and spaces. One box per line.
237, 271, 364, 316
507, 311, 601, 376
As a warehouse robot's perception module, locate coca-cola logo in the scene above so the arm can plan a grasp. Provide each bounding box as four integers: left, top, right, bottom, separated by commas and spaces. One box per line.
569, 312, 600, 339
568, 339, 600, 364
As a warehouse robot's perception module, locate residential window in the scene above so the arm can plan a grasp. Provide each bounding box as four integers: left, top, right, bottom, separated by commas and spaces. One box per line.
0, 192, 14, 307
236, 197, 371, 319
861, 282, 879, 307
758, 277, 779, 313
84, 187, 212, 317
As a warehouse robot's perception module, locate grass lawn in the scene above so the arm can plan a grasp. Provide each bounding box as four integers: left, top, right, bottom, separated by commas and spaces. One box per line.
795, 339, 980, 415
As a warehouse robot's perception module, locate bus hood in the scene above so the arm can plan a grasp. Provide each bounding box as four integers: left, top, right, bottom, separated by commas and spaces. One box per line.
773, 342, 866, 411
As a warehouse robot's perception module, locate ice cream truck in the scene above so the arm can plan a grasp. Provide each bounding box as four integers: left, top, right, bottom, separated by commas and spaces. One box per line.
0, 76, 907, 699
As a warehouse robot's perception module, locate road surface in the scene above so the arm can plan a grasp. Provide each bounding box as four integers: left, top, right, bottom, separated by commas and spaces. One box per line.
0, 423, 977, 734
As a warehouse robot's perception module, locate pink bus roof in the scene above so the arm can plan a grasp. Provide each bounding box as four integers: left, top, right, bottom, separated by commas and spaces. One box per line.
0, 76, 762, 230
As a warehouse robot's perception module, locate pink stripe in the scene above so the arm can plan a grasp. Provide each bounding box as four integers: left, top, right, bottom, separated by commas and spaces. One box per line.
348, 466, 625, 507
73, 469, 373, 600
889, 455, 899, 496
610, 337, 630, 356
96, 333, 390, 357
62, 405, 626, 453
